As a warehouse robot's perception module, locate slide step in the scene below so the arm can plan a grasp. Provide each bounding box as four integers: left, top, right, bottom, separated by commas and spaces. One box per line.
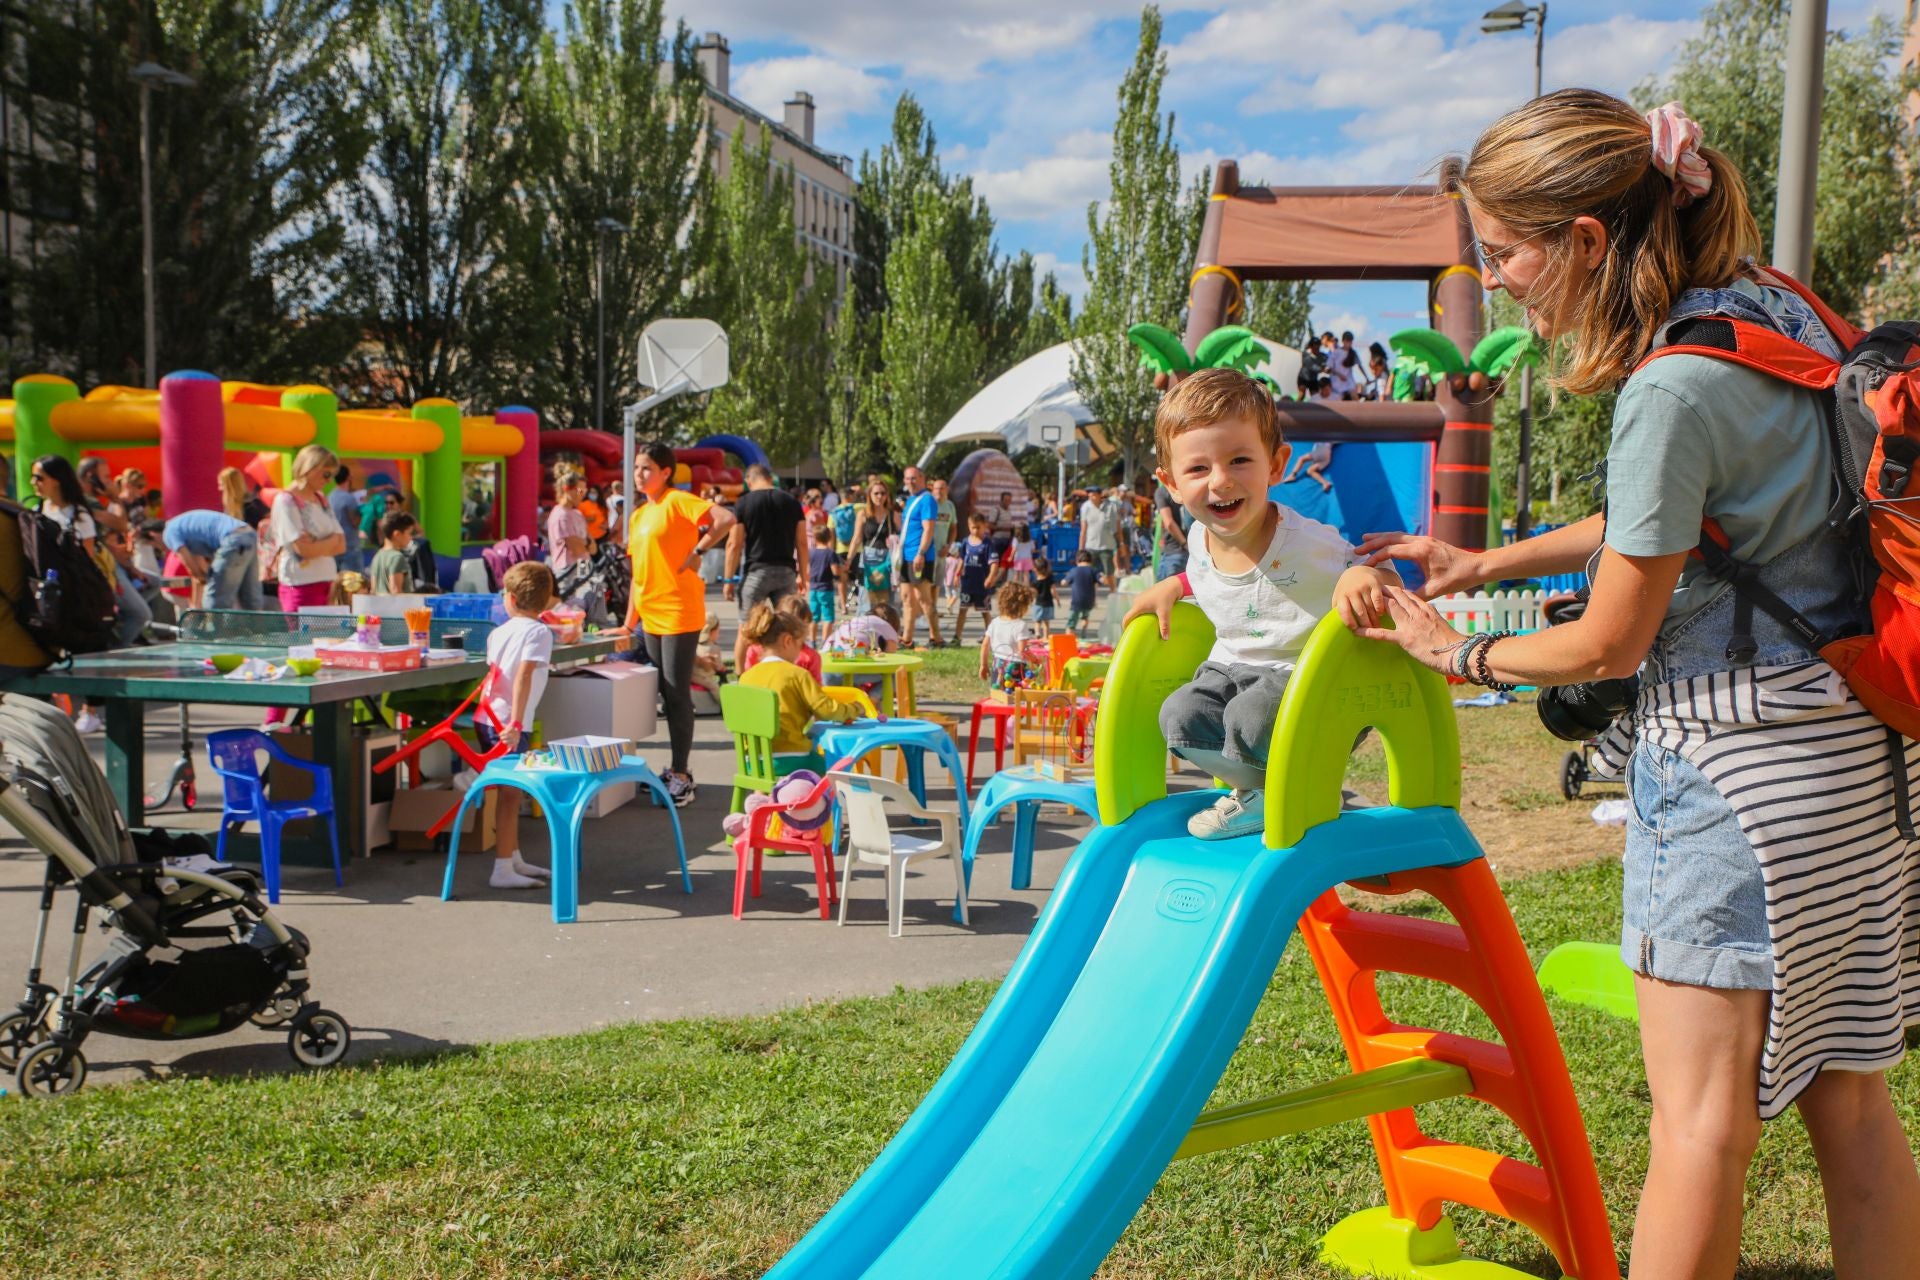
1536, 941, 1638, 1023
1174, 1058, 1472, 1161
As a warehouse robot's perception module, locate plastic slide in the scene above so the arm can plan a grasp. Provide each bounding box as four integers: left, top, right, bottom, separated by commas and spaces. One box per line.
768, 796, 1485, 1279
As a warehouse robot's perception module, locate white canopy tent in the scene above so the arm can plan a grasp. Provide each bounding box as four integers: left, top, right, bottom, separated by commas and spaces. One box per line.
918, 338, 1303, 466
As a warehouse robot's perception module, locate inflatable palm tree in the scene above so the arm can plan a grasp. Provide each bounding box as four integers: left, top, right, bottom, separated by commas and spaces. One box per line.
1126, 324, 1270, 383
1389, 325, 1541, 392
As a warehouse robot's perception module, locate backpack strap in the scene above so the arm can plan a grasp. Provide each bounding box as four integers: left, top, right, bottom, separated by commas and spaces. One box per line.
1637, 315, 1841, 391
1692, 519, 1833, 662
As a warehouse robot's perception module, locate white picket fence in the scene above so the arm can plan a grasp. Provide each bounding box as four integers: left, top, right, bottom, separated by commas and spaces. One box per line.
1431, 588, 1551, 635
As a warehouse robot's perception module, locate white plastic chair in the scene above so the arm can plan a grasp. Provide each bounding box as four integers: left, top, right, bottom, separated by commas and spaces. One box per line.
828, 771, 969, 937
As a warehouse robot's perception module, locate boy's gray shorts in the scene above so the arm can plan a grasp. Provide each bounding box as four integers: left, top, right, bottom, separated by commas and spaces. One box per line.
1159, 661, 1293, 768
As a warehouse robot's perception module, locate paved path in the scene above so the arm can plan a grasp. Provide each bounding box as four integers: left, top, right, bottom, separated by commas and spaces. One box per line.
0, 590, 1139, 1088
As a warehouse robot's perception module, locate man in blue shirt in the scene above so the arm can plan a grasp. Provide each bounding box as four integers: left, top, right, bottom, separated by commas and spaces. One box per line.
164, 509, 262, 610
897, 464, 945, 648
327, 467, 364, 573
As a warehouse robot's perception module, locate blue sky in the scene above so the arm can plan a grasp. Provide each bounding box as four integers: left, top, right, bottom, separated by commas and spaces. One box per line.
675, 0, 1904, 350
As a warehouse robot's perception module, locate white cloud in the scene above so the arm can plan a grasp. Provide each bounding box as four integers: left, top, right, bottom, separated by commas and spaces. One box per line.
677, 1, 1200, 81
730, 55, 893, 136
972, 130, 1112, 223
1316, 311, 1372, 343
1030, 250, 1089, 303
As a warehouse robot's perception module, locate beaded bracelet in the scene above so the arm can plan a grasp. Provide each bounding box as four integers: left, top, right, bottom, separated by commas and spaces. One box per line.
1469, 630, 1519, 692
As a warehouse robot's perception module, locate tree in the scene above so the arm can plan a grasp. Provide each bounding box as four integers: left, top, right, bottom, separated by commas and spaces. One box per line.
342, 0, 542, 404
701, 124, 832, 468
862, 184, 985, 467
13, 0, 368, 385
1640, 0, 1916, 317
1072, 6, 1193, 476
501, 0, 713, 427
1488, 294, 1613, 522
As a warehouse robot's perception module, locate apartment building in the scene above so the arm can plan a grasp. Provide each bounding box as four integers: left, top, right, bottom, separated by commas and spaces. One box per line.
1, 0, 90, 371
693, 33, 858, 299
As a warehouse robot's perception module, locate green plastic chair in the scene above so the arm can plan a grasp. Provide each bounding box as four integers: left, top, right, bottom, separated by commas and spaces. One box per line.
720, 683, 819, 815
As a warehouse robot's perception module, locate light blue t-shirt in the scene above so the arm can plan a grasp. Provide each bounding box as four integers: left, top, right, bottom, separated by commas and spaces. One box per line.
899, 490, 938, 561
1605, 277, 1839, 624
162, 509, 249, 556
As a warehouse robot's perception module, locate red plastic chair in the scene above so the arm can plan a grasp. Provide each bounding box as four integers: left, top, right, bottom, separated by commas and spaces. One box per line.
373, 667, 513, 838
733, 767, 843, 921
966, 699, 1021, 794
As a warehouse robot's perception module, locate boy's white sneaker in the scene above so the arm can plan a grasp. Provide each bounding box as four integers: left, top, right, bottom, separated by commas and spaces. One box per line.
1187, 789, 1266, 840
489, 861, 543, 890
73, 710, 105, 734
511, 853, 550, 879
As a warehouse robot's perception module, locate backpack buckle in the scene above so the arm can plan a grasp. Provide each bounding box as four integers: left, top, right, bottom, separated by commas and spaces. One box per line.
1881, 458, 1912, 499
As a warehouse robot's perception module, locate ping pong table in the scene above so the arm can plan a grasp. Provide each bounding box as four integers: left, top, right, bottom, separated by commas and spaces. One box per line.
0, 611, 621, 859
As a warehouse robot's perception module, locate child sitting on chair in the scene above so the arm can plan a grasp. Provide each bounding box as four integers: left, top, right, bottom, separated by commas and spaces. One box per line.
742, 595, 823, 683
979, 581, 1041, 688
1123, 369, 1398, 841
483, 561, 559, 890
739, 602, 859, 768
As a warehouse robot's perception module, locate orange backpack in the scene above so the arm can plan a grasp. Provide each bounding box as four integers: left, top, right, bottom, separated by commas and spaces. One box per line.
1638, 268, 1920, 738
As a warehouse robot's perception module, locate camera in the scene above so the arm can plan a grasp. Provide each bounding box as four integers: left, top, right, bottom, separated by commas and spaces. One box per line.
1537, 675, 1639, 742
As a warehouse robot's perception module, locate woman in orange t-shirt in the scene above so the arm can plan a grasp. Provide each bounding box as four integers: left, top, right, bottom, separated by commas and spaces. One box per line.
623, 439, 736, 805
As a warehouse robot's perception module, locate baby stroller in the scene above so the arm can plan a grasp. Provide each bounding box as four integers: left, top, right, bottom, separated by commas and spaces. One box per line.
0, 694, 349, 1097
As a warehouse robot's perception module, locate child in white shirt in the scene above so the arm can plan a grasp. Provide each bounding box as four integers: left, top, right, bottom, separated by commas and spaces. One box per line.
482, 561, 557, 889
978, 581, 1041, 687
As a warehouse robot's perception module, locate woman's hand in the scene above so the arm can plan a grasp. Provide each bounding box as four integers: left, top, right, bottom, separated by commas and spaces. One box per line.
1354, 586, 1469, 675
1120, 575, 1185, 639
1353, 532, 1485, 600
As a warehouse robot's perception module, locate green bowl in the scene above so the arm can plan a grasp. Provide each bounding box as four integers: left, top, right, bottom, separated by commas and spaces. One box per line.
208, 653, 247, 674
286, 657, 322, 677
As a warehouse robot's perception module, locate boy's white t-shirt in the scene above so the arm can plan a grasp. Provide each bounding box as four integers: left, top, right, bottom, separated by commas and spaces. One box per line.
984, 615, 1040, 665
1187, 504, 1355, 669
485, 615, 554, 725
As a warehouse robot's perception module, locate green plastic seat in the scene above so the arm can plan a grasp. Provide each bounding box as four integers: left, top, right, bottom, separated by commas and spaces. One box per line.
720, 683, 818, 814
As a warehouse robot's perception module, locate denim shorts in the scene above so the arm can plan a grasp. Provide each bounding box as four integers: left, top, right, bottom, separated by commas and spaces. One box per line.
1621, 739, 1771, 990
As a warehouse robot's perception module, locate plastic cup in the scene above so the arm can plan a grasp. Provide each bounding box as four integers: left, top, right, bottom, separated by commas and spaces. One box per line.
405, 607, 432, 653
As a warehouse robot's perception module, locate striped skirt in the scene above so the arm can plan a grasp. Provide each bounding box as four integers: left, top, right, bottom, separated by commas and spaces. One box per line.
1598, 661, 1920, 1117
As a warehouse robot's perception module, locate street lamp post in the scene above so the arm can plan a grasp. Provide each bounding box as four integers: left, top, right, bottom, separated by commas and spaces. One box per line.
1481, 1, 1547, 541
129, 61, 195, 389
594, 217, 630, 434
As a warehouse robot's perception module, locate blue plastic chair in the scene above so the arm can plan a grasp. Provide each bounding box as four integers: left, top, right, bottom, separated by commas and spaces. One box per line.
206, 729, 342, 905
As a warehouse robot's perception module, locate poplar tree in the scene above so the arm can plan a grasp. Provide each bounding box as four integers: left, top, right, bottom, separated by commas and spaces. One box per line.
702, 124, 832, 468
1072, 6, 1193, 477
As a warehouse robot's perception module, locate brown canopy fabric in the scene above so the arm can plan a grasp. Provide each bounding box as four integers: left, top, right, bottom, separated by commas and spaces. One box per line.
1213, 184, 1462, 281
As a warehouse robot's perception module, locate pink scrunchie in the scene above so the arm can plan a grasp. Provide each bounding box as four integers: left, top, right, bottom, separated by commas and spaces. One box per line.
1646, 101, 1712, 209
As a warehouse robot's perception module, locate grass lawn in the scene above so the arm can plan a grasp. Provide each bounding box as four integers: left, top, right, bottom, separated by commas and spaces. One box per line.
3, 856, 1906, 1279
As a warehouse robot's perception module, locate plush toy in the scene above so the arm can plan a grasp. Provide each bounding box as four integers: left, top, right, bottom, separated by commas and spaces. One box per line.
718, 770, 834, 841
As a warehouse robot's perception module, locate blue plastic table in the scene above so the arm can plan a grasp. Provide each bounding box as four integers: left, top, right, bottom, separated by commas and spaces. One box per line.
812, 719, 970, 828
962, 767, 1100, 894
440, 754, 691, 924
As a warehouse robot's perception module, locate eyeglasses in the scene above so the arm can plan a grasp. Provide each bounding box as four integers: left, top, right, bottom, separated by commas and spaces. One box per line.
1474, 220, 1572, 290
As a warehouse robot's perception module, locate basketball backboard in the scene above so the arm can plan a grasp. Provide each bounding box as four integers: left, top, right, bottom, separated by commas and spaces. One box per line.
640, 319, 729, 394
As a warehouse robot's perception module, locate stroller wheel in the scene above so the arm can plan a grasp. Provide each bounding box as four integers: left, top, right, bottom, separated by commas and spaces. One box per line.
0, 1010, 44, 1071
16, 1041, 86, 1098
250, 994, 303, 1029
1560, 749, 1588, 801
288, 1008, 351, 1069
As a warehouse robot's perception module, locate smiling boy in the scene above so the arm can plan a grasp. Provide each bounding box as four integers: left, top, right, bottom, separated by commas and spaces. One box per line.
1124, 368, 1398, 839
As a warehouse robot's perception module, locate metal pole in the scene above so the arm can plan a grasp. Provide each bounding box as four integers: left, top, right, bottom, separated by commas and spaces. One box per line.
139, 82, 156, 387
596, 233, 606, 432
1514, 3, 1544, 542
1773, 0, 1827, 282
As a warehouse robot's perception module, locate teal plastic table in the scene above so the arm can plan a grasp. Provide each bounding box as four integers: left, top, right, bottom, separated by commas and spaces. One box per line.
440, 754, 690, 924
962, 766, 1100, 894
812, 718, 969, 827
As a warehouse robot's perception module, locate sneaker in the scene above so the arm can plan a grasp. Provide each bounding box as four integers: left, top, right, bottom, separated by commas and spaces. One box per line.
511, 853, 550, 879
665, 770, 697, 808
1187, 789, 1266, 841
489, 861, 543, 890
73, 710, 104, 734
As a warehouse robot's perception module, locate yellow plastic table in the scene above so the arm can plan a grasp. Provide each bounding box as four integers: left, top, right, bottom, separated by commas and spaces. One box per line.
818, 652, 924, 719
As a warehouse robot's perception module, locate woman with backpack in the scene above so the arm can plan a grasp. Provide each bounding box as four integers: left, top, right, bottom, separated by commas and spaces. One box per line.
1352, 90, 1920, 1276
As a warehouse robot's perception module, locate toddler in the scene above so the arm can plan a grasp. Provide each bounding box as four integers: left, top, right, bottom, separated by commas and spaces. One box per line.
1064, 551, 1099, 637
1030, 558, 1056, 632
692, 616, 727, 684
483, 561, 560, 888
951, 513, 1000, 646
807, 524, 843, 641
743, 595, 822, 683
327, 570, 369, 608
739, 603, 859, 767
824, 601, 901, 654
1007, 521, 1036, 585
1123, 369, 1397, 840
978, 581, 1041, 688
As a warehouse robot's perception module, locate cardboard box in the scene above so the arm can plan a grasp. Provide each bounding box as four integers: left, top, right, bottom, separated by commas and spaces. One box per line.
388, 783, 496, 852
267, 727, 403, 857
537, 662, 659, 817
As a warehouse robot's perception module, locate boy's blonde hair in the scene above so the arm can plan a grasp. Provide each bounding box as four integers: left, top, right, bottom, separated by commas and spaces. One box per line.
742, 601, 806, 647
1154, 368, 1284, 463
995, 581, 1036, 619
501, 561, 556, 614
328, 570, 369, 608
